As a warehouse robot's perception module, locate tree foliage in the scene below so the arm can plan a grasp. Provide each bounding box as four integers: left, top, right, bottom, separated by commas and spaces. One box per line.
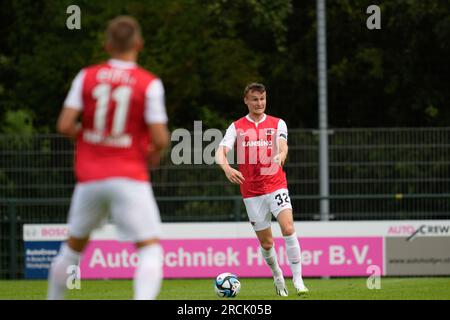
0, 0, 449, 133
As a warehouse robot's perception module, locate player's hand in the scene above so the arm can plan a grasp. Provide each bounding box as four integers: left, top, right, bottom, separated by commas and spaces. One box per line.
148, 145, 161, 169
273, 152, 287, 166
225, 167, 245, 185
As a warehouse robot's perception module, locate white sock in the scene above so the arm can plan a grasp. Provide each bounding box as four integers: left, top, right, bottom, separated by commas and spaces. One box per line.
47, 243, 80, 300
133, 244, 163, 300
261, 246, 282, 279
283, 233, 304, 284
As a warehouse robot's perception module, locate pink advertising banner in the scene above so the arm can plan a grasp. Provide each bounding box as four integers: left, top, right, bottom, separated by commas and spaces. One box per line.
79, 237, 383, 279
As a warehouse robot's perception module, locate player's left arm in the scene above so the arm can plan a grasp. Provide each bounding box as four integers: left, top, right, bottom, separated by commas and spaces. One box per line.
57, 108, 81, 140
57, 70, 84, 140
273, 119, 288, 166
145, 79, 170, 168
276, 138, 288, 166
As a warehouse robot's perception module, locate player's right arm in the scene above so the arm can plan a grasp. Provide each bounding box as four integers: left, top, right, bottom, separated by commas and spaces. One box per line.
216, 123, 245, 185
57, 108, 81, 140
57, 70, 85, 140
216, 146, 245, 185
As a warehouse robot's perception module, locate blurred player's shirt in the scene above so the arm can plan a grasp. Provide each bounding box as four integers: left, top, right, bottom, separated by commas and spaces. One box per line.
220, 114, 288, 198
64, 59, 168, 182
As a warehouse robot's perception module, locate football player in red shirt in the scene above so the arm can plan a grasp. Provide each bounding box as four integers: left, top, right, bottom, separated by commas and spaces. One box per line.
48, 16, 169, 300
216, 83, 308, 296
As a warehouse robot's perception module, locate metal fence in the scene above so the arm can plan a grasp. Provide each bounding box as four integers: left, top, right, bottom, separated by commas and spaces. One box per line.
1, 128, 450, 278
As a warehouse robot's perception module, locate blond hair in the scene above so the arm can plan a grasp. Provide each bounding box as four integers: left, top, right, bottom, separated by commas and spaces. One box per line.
244, 83, 266, 97
106, 16, 142, 53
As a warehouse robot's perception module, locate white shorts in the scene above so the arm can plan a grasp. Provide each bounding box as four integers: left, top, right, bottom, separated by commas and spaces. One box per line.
67, 178, 162, 242
243, 188, 293, 231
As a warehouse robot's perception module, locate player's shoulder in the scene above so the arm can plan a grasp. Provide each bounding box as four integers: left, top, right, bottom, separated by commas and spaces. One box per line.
267, 114, 288, 127
81, 62, 158, 80
82, 61, 109, 73
259, 114, 282, 128
234, 116, 249, 126
134, 65, 159, 81
265, 114, 282, 122
132, 66, 162, 93
74, 62, 108, 82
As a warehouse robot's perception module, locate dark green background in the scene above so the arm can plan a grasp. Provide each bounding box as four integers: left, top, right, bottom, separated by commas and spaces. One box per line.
1, 0, 449, 133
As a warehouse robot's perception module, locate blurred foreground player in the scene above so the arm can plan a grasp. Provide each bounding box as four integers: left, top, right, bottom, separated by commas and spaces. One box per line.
216, 83, 308, 297
48, 16, 169, 300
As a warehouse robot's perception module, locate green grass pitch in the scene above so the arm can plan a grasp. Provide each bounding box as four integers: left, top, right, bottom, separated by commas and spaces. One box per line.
0, 277, 449, 300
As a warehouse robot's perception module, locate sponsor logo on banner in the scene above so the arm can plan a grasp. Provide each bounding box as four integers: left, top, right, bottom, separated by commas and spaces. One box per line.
387, 225, 416, 236
23, 225, 69, 241
78, 237, 383, 279
25, 241, 62, 279
406, 225, 450, 242
387, 224, 450, 241
41, 226, 69, 238
23, 221, 449, 278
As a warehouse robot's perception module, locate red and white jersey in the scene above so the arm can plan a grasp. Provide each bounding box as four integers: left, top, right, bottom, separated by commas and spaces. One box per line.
63, 59, 168, 183
219, 114, 288, 198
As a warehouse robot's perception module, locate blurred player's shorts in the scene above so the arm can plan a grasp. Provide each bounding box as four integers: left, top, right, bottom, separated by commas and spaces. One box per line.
67, 178, 162, 242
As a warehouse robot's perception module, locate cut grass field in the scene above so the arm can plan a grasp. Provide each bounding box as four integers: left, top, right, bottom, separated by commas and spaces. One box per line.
0, 277, 449, 300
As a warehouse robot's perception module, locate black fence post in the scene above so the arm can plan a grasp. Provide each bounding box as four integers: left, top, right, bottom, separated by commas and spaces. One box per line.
8, 200, 18, 279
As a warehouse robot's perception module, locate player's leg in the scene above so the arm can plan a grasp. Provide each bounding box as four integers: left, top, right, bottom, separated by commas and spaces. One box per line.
48, 182, 108, 300
244, 194, 288, 296
255, 227, 281, 277
276, 208, 308, 294
255, 227, 288, 296
110, 179, 163, 300
270, 189, 309, 295
47, 236, 88, 300
133, 238, 163, 300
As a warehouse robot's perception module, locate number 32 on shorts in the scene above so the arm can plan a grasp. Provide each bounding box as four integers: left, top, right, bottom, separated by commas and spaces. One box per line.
274, 192, 290, 207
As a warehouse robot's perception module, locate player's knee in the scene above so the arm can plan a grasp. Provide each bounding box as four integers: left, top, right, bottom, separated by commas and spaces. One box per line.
260, 239, 274, 251
282, 224, 295, 237
137, 244, 163, 268
67, 237, 89, 253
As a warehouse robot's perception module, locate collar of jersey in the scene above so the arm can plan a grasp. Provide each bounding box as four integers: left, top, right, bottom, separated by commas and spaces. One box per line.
246, 113, 267, 127
107, 59, 137, 69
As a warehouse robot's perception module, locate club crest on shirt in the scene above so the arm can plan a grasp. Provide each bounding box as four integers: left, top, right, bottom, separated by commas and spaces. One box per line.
264, 128, 275, 136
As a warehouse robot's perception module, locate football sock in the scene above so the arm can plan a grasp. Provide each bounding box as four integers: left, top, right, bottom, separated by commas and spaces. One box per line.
47, 243, 81, 300
283, 233, 304, 284
261, 246, 283, 278
133, 244, 163, 300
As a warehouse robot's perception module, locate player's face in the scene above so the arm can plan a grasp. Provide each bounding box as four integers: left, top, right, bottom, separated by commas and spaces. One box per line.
244, 90, 266, 116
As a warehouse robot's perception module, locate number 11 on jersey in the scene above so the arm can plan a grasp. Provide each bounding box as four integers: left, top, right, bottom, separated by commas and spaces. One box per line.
92, 84, 132, 136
